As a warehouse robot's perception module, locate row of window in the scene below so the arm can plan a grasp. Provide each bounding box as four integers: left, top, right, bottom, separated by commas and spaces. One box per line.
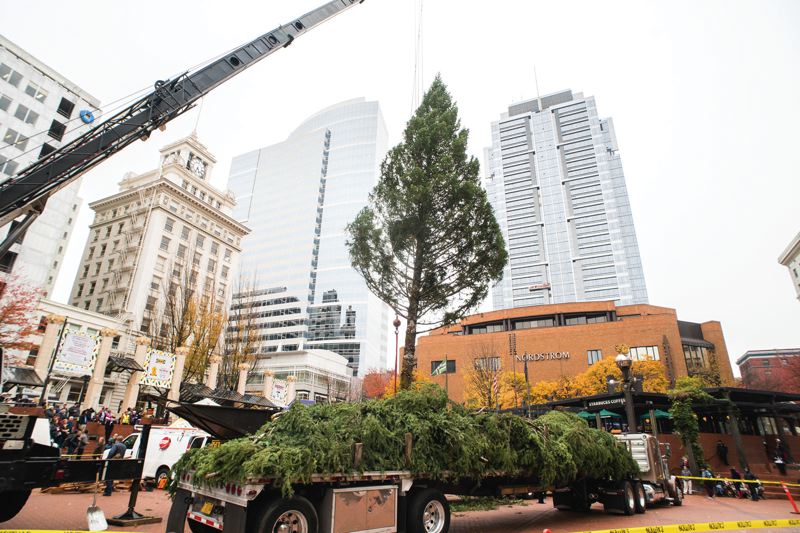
467, 314, 610, 335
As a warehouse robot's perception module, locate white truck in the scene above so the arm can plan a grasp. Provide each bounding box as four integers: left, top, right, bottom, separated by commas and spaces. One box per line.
117, 426, 210, 485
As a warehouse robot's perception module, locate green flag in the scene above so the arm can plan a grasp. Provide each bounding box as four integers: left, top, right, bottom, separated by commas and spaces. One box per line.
432, 359, 447, 376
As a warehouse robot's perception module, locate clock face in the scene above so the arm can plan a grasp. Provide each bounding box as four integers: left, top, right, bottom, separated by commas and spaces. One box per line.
188, 155, 206, 178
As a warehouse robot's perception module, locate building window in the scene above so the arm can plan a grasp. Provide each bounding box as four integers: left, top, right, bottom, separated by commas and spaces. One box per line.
0, 63, 22, 87
207, 258, 216, 273
145, 296, 157, 311
4, 128, 28, 151
224, 248, 232, 262
629, 345, 660, 361
762, 360, 771, 367
77, 284, 84, 297
513, 317, 554, 330
181, 226, 190, 240
211, 242, 219, 255
95, 298, 104, 311
14, 103, 39, 126
431, 359, 456, 374
474, 357, 501, 371
177, 244, 187, 258
0, 154, 19, 176
469, 323, 504, 334
164, 217, 175, 233
57, 97, 75, 118
39, 143, 56, 158
196, 234, 205, 249
99, 244, 106, 255
106, 258, 114, 272
24, 81, 48, 102
221, 265, 229, 279
48, 119, 66, 141
0, 92, 11, 111
94, 262, 101, 275
82, 265, 89, 278
160, 236, 171, 251
682, 345, 708, 372
102, 278, 108, 290
588, 349, 603, 365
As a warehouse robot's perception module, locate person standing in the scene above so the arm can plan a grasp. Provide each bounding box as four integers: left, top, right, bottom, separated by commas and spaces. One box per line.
716, 440, 729, 466
729, 467, 743, 498
680, 457, 693, 495
702, 466, 715, 499
104, 410, 115, 441
774, 454, 787, 475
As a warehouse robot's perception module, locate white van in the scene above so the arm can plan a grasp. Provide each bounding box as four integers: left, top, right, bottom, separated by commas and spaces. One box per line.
117, 426, 210, 484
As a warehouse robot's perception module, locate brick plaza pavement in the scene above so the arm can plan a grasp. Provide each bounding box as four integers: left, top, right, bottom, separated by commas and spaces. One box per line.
2, 491, 797, 532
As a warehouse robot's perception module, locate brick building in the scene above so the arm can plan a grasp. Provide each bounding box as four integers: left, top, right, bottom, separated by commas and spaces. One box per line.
737, 348, 800, 391
416, 301, 734, 403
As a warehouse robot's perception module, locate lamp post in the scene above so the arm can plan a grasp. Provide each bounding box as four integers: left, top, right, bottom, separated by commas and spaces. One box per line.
393, 314, 401, 394
615, 351, 637, 432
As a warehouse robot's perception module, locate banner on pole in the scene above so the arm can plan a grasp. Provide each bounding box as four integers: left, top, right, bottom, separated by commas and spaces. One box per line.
271, 379, 288, 404
139, 348, 177, 388
52, 329, 99, 377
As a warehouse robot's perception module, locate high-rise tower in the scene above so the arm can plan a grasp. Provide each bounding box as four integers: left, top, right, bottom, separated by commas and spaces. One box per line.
0, 36, 101, 294
485, 89, 648, 309
228, 98, 389, 376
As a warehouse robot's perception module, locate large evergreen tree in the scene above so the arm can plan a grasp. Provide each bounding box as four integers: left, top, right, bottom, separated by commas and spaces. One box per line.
346, 76, 507, 389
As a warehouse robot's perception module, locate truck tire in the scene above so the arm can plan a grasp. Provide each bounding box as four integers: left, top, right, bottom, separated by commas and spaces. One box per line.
407, 488, 450, 533
666, 477, 683, 506
252, 495, 317, 533
0, 489, 31, 522
553, 486, 590, 512
156, 466, 170, 488
621, 481, 636, 515
634, 482, 647, 514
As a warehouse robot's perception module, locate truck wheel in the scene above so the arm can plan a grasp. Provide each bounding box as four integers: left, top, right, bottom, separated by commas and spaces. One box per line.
634, 483, 647, 513
155, 466, 170, 488
0, 489, 31, 522
407, 488, 450, 533
253, 495, 317, 533
666, 477, 683, 506
621, 481, 636, 515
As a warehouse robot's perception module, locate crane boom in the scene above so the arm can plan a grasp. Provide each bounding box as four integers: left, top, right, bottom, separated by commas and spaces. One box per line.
0, 0, 363, 230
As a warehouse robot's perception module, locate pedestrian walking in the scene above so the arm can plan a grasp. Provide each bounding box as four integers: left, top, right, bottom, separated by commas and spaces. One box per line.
716, 440, 729, 466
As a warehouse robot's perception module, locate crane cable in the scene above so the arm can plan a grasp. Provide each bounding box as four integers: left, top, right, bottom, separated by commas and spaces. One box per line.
411, 0, 424, 114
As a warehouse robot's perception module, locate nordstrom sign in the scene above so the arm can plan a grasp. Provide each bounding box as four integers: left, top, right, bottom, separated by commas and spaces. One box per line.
515, 352, 570, 362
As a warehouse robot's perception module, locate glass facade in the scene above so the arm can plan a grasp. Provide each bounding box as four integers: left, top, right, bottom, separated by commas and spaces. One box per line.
485, 90, 648, 309
228, 99, 390, 376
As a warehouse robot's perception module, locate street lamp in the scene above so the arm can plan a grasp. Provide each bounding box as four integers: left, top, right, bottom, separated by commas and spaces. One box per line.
393, 314, 401, 394
615, 351, 637, 432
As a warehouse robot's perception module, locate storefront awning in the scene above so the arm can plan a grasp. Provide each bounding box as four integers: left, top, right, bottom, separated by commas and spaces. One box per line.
108, 355, 144, 372
1, 366, 44, 388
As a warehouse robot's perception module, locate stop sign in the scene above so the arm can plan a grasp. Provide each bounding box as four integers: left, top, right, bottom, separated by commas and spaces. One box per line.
159, 436, 171, 449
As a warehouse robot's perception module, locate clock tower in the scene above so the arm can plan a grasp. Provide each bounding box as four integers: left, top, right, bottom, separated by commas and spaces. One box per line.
159, 132, 216, 182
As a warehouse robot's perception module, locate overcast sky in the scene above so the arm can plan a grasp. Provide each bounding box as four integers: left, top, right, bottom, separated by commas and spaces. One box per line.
3, 0, 799, 374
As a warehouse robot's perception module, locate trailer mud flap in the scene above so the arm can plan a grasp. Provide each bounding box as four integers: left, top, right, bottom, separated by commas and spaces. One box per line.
223, 501, 247, 531
166, 488, 192, 533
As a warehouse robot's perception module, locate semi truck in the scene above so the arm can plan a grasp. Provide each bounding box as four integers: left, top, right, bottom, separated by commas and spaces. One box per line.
166, 419, 682, 533
0, 409, 144, 523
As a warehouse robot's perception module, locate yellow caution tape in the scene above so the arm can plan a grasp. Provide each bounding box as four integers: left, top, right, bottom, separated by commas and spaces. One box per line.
571, 517, 800, 533
676, 475, 800, 487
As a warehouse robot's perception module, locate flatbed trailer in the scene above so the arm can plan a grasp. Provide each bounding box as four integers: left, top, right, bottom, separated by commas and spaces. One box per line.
167, 432, 683, 533
0, 411, 144, 523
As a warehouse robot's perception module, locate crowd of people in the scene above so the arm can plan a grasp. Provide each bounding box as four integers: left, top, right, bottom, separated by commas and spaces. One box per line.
44, 403, 142, 456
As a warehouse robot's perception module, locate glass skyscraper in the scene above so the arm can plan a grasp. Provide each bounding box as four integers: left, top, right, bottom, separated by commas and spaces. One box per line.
484, 89, 648, 309
228, 98, 389, 376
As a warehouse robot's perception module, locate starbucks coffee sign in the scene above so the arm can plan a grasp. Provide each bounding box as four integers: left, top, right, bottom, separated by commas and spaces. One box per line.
515, 352, 570, 362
